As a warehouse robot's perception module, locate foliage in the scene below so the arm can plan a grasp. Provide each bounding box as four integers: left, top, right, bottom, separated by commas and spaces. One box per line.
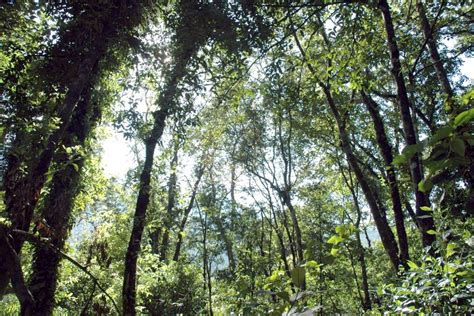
139, 260, 206, 315
0, 0, 473, 314
380, 234, 474, 313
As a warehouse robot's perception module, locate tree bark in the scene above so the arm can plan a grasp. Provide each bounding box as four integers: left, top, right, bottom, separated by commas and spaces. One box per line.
122, 43, 197, 315
416, 0, 453, 101
325, 86, 400, 270
361, 91, 409, 264
280, 191, 304, 265
378, 0, 435, 247
0, 3, 120, 297
209, 178, 236, 273
122, 111, 167, 316
0, 224, 34, 315
338, 160, 372, 310
27, 85, 99, 315
276, 108, 305, 266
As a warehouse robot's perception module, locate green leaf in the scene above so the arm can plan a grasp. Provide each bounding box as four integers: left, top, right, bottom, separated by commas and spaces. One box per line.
305, 260, 319, 269
430, 126, 454, 144
330, 248, 339, 256
407, 260, 418, 270
335, 223, 354, 236
291, 266, 305, 288
446, 243, 457, 258
418, 179, 433, 193
392, 153, 407, 165
420, 206, 432, 212
276, 291, 290, 302
327, 235, 344, 245
464, 134, 474, 146
402, 143, 423, 159
426, 229, 437, 235
450, 137, 465, 157
453, 108, 474, 127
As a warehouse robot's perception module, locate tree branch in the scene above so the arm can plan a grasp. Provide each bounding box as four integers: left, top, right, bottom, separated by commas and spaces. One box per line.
11, 229, 120, 315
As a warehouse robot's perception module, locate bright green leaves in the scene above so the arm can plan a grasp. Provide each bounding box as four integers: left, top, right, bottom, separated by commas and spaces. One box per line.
418, 179, 433, 193
335, 223, 355, 237
446, 243, 458, 259
393, 97, 472, 197
407, 260, 419, 270
327, 223, 355, 257
291, 266, 306, 288
327, 235, 344, 245
454, 108, 474, 128
262, 265, 314, 314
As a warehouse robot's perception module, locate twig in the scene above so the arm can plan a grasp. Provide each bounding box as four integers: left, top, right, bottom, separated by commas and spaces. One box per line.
11, 229, 121, 315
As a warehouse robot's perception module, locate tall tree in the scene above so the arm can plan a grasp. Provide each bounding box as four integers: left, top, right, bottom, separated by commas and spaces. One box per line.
0, 0, 151, 304
378, 0, 436, 247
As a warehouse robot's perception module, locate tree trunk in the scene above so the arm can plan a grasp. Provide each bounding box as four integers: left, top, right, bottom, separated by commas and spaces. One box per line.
4, 49, 102, 254
267, 190, 291, 277
361, 91, 409, 264
122, 43, 197, 315
0, 224, 34, 315
159, 138, 179, 261
281, 191, 304, 265
280, 207, 297, 267
214, 215, 236, 272
122, 111, 167, 316
324, 85, 401, 270
209, 178, 236, 273
173, 166, 204, 261
292, 29, 401, 270
27, 85, 99, 315
378, 0, 435, 247
199, 208, 213, 316
416, 0, 453, 101
0, 13, 111, 299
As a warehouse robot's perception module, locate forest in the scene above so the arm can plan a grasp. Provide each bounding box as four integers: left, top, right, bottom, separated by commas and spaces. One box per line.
0, 0, 473, 315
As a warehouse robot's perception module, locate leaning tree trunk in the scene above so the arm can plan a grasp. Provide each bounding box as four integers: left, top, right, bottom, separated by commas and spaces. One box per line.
0, 224, 34, 315
122, 44, 197, 315
416, 0, 453, 101
4, 47, 104, 254
361, 91, 409, 264
323, 85, 400, 270
0, 0, 150, 299
292, 30, 401, 270
378, 0, 435, 247
0, 2, 121, 297
27, 84, 99, 315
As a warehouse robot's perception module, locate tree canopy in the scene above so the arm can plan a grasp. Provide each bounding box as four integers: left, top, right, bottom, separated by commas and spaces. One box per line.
0, 0, 473, 315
